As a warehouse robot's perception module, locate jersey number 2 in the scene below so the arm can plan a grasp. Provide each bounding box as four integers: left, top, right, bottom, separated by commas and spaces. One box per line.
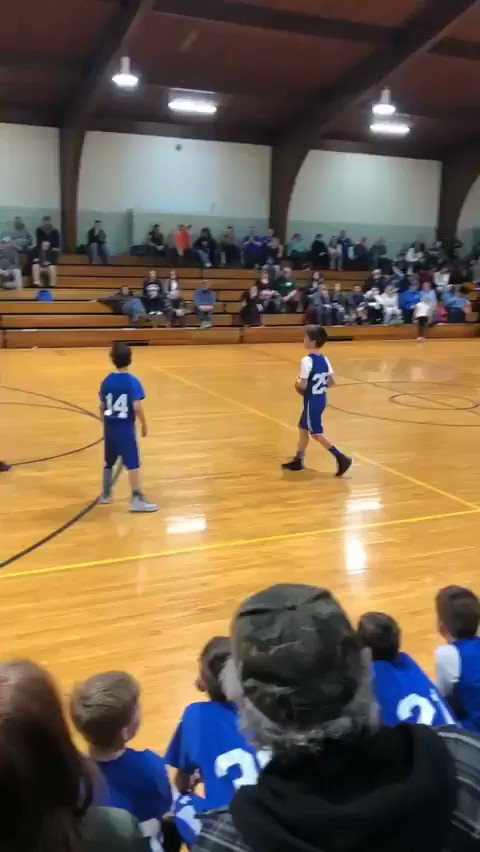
105, 393, 128, 419
214, 748, 270, 790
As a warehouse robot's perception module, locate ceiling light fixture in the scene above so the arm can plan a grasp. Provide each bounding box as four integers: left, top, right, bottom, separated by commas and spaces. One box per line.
168, 97, 217, 115
370, 120, 410, 136
372, 87, 396, 117
112, 56, 139, 90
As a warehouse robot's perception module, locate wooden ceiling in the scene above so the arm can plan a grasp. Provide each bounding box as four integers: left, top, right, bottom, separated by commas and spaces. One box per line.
3, 0, 480, 155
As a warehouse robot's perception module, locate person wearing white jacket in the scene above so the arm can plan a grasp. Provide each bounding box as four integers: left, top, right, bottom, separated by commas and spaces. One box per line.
379, 285, 402, 325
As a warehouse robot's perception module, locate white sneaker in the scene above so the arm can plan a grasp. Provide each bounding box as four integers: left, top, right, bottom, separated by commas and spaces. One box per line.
130, 495, 159, 513
98, 494, 111, 505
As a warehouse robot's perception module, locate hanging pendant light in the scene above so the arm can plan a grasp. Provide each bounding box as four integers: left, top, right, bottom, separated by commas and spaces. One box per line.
372, 87, 396, 117
112, 57, 139, 90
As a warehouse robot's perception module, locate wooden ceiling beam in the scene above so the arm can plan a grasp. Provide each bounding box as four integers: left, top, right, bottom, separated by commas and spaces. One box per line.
90, 116, 271, 144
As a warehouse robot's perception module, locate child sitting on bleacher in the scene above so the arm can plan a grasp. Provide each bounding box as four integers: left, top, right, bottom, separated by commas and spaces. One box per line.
70, 670, 173, 850
435, 585, 480, 731
358, 611, 456, 727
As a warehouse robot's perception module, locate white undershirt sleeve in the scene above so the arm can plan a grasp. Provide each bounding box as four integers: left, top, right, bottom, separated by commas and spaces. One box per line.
435, 644, 461, 696
323, 356, 334, 376
298, 355, 313, 381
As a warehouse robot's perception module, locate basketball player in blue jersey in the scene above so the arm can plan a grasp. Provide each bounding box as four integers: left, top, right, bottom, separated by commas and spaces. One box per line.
358, 612, 456, 728
282, 325, 352, 476
99, 341, 158, 512
435, 585, 480, 732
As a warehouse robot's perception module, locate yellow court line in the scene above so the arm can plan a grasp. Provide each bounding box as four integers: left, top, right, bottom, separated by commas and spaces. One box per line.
1, 508, 478, 581
160, 368, 480, 512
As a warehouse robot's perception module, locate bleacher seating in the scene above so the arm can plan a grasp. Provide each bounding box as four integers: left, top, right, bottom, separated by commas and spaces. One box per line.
0, 256, 478, 348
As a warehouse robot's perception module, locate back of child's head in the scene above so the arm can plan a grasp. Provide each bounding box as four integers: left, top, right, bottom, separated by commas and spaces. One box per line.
196, 636, 231, 703
70, 671, 140, 750
305, 325, 327, 349
110, 341, 132, 370
358, 612, 401, 662
436, 585, 480, 640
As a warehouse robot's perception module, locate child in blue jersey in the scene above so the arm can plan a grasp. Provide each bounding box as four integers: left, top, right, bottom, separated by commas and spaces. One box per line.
282, 325, 352, 476
166, 637, 267, 847
71, 670, 174, 850
99, 341, 158, 512
358, 611, 456, 728
435, 585, 480, 732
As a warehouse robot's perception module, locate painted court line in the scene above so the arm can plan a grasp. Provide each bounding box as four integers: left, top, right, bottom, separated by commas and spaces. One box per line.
160, 368, 480, 512
1, 508, 477, 581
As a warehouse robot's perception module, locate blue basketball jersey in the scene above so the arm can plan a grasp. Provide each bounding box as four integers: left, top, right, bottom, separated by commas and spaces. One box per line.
372, 653, 456, 727
166, 702, 267, 811
302, 353, 332, 408
454, 638, 480, 731
99, 372, 145, 431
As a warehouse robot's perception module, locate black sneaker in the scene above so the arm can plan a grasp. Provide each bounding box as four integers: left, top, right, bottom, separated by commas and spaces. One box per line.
336, 455, 352, 477
0, 461, 12, 472
281, 458, 305, 471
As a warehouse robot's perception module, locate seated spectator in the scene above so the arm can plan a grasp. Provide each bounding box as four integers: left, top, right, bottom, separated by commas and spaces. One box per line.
353, 237, 370, 271
169, 292, 188, 327
364, 285, 383, 324
100, 286, 147, 324
194, 228, 218, 268
370, 236, 388, 271
379, 284, 402, 325
35, 215, 60, 262
263, 230, 283, 268
358, 612, 455, 727
174, 224, 192, 262
288, 233, 307, 269
32, 240, 58, 288
436, 585, 480, 731
330, 282, 347, 324
239, 285, 263, 327
338, 229, 353, 269
300, 271, 322, 311
435, 265, 451, 294
12, 216, 33, 253
427, 239, 445, 266
257, 273, 280, 313
220, 226, 240, 266
166, 637, 266, 848
405, 240, 425, 272
242, 228, 265, 269
195, 583, 480, 852
400, 281, 421, 323
444, 285, 471, 323
87, 220, 109, 265
0, 236, 22, 289
364, 268, 387, 293
414, 296, 433, 342
305, 282, 332, 326
164, 268, 180, 296
194, 279, 216, 328
142, 270, 171, 319
274, 266, 298, 313
310, 233, 329, 270
71, 670, 172, 849
0, 660, 145, 852
146, 224, 166, 258
328, 236, 342, 270
347, 283, 367, 324
443, 235, 463, 261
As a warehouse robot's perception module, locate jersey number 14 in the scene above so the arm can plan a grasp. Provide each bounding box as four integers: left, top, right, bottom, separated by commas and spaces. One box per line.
105, 393, 129, 419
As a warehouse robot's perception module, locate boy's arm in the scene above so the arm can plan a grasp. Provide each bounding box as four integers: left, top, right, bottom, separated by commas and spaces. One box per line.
134, 400, 147, 438
435, 645, 460, 696
295, 356, 311, 394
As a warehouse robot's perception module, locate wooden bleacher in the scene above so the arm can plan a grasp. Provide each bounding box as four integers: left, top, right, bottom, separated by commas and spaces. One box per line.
0, 255, 478, 348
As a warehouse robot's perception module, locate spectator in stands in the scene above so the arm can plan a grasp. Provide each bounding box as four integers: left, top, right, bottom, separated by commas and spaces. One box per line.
435, 265, 451, 294
166, 637, 265, 849
0, 659, 145, 852
194, 279, 216, 328
263, 230, 283, 268
331, 282, 347, 324
32, 216, 60, 287
338, 229, 353, 269
164, 268, 180, 296
146, 224, 166, 258
274, 266, 298, 313
413, 294, 434, 342
310, 233, 329, 270
370, 236, 388, 270
300, 271, 322, 312
195, 583, 480, 852
194, 228, 218, 268
405, 240, 425, 272
71, 670, 172, 850
142, 270, 171, 319
347, 283, 367, 324
174, 224, 192, 262
444, 286, 471, 323
288, 233, 307, 269
169, 292, 188, 327
242, 228, 265, 269
427, 239, 445, 266
400, 281, 421, 323
12, 216, 33, 253
305, 282, 332, 325
379, 284, 402, 325
353, 237, 370, 271
364, 286, 384, 324
435, 585, 480, 732
442, 235, 463, 261
87, 220, 109, 265
35, 215, 60, 261
220, 226, 240, 266
257, 273, 280, 313
358, 612, 455, 727
0, 236, 22, 289
239, 285, 263, 327
100, 286, 147, 324
328, 236, 342, 270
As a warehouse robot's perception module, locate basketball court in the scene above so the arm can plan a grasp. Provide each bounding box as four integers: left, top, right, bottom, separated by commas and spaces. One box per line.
1, 339, 480, 748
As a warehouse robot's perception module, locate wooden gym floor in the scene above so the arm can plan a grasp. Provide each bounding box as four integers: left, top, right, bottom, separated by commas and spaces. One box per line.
1, 339, 480, 752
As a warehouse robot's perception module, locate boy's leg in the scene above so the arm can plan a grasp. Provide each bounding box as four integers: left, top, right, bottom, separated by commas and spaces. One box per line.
99, 435, 117, 504
122, 439, 159, 512
313, 434, 352, 477
282, 428, 309, 471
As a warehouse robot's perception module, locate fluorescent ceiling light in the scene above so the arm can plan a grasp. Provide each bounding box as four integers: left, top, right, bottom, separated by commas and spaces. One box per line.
372, 87, 396, 116
370, 120, 410, 136
168, 97, 217, 115
112, 56, 139, 90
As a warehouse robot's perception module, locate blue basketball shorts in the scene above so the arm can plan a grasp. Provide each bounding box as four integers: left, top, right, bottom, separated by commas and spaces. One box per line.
299, 400, 325, 435
104, 428, 140, 471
